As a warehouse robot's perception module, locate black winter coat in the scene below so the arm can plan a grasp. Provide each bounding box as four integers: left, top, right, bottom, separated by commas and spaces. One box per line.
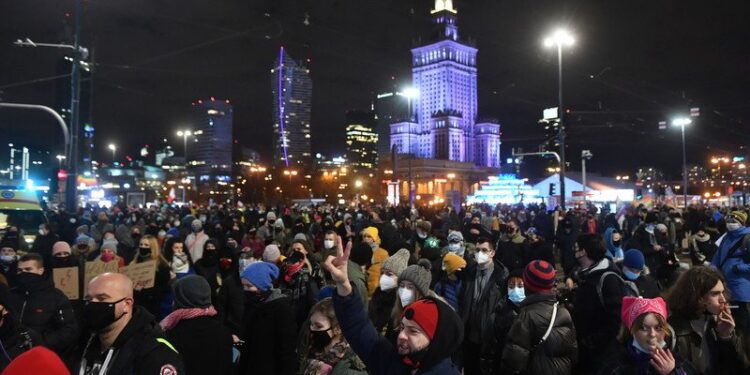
8, 275, 78, 355
238, 289, 298, 375
572, 259, 626, 374
166, 315, 234, 375
216, 274, 245, 335
669, 313, 750, 375
77, 306, 185, 375
501, 293, 578, 375
459, 260, 509, 371
132, 261, 171, 319
0, 315, 40, 371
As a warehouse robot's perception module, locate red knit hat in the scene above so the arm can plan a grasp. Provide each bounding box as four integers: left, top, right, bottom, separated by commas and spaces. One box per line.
403, 299, 439, 339
2, 346, 70, 375
523, 260, 556, 293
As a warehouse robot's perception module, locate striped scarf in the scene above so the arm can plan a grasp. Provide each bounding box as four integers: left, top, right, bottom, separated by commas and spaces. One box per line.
160, 306, 217, 331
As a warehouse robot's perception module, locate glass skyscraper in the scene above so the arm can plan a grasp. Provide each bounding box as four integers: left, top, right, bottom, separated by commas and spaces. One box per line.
271, 47, 313, 169
191, 98, 233, 180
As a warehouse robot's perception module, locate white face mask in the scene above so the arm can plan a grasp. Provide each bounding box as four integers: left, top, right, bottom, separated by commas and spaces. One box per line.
448, 243, 463, 255
379, 274, 397, 291
323, 239, 335, 250
417, 231, 427, 239
727, 222, 742, 232
475, 251, 490, 265
398, 287, 415, 306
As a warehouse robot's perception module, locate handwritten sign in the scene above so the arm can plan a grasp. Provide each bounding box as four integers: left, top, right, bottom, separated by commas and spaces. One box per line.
84, 261, 120, 294
53, 267, 79, 300
121, 260, 156, 290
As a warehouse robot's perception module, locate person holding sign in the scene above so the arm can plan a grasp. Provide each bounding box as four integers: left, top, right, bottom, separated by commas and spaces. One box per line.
131, 235, 171, 319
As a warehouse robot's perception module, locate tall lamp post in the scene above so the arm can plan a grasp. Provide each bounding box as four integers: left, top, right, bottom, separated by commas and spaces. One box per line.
544, 29, 575, 209
403, 87, 419, 208
672, 117, 691, 207
108, 144, 116, 163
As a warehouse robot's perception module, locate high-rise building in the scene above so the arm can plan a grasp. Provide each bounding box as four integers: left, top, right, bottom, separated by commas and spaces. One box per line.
345, 110, 378, 172
271, 47, 313, 169
190, 98, 233, 186
374, 90, 409, 157
390, 0, 501, 168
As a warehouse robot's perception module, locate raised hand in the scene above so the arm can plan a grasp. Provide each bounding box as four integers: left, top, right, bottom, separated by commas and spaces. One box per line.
323, 235, 352, 296
649, 348, 675, 375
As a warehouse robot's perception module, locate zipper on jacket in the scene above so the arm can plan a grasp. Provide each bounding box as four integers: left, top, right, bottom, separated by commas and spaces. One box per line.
19, 291, 29, 324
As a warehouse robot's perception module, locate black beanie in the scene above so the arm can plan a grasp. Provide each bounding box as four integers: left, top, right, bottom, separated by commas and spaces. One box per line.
416, 296, 464, 371
173, 275, 212, 309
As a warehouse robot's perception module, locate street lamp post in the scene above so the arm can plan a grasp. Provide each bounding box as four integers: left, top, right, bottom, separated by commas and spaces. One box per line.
581, 150, 593, 205
108, 144, 116, 163
672, 117, 691, 207
56, 155, 66, 169
544, 29, 575, 209
403, 87, 419, 208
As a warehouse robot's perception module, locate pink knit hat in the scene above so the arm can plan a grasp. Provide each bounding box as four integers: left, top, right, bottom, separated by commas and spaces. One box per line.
621, 296, 668, 330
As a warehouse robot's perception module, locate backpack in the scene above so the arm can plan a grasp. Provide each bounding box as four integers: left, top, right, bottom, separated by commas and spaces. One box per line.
596, 271, 639, 307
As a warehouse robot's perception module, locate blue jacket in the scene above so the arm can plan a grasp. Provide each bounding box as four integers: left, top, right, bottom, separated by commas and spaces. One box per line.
332, 287, 460, 375
434, 278, 462, 312
712, 226, 750, 302
604, 227, 624, 261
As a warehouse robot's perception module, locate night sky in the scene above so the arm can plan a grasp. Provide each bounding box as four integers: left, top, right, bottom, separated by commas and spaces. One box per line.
2, 0, 749, 179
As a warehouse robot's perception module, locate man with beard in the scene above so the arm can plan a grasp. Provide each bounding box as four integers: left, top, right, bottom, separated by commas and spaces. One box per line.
76, 273, 184, 374
8, 253, 78, 361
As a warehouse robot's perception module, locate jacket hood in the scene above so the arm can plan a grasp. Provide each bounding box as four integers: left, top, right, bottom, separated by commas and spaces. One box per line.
413, 296, 464, 371
604, 227, 622, 256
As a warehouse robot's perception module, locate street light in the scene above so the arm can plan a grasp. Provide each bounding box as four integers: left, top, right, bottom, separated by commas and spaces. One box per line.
108, 144, 116, 163
56, 154, 66, 169
176, 130, 192, 160
544, 28, 575, 209
402, 86, 420, 208
672, 117, 691, 207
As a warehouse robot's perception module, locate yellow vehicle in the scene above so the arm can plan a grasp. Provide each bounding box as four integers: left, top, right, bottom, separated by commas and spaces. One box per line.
0, 189, 48, 248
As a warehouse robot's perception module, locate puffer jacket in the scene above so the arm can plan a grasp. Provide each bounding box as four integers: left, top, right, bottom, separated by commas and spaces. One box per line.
501, 292, 577, 374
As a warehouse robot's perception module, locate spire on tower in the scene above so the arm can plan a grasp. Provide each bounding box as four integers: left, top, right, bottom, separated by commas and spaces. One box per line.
431, 0, 457, 14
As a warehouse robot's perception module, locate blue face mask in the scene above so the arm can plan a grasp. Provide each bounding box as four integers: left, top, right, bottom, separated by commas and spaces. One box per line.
623, 270, 640, 281
508, 287, 525, 304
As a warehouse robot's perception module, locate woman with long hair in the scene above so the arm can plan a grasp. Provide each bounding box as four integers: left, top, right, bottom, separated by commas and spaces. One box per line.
299, 298, 367, 375
132, 234, 172, 319
664, 266, 749, 374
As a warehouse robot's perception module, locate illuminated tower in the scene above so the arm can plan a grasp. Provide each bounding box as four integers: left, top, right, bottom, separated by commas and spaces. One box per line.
391, 0, 500, 167
271, 47, 313, 169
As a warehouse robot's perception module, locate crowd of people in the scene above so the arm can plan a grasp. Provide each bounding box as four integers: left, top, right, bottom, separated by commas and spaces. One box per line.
0, 200, 748, 374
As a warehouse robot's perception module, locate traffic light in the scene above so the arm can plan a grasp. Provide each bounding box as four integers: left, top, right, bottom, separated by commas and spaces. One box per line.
549, 183, 556, 196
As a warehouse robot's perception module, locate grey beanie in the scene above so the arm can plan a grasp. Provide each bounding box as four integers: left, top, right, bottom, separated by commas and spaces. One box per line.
173, 275, 212, 309
100, 240, 118, 254
382, 249, 410, 276
399, 260, 432, 297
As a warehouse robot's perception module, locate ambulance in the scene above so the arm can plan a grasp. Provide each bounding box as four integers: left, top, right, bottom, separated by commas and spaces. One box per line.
0, 189, 48, 247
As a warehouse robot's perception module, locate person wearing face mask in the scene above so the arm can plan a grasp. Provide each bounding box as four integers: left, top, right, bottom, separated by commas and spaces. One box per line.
362, 227, 389, 296
690, 226, 717, 266
0, 283, 40, 371
433, 252, 466, 311
462, 214, 490, 245
604, 227, 625, 263
493, 270, 524, 370
323, 234, 464, 374
282, 242, 321, 327
599, 296, 695, 375
90, 212, 113, 245
392, 261, 434, 329
161, 275, 233, 375
31, 223, 58, 266
500, 260, 577, 374
627, 212, 670, 286
496, 220, 527, 273
524, 227, 555, 267
300, 298, 367, 375
337, 213, 356, 244
238, 261, 298, 375
411, 220, 432, 252
458, 237, 509, 375
194, 239, 222, 301
8, 254, 78, 363
320, 231, 369, 308
77, 272, 184, 374
665, 266, 749, 374
621, 249, 661, 298
96, 240, 126, 268
369, 249, 410, 340
711, 210, 750, 335
185, 219, 208, 263
0, 245, 19, 286
130, 235, 172, 320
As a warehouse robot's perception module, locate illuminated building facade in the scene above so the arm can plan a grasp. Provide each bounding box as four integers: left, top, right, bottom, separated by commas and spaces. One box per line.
390, 0, 501, 168
191, 98, 233, 194
345, 110, 378, 172
271, 47, 313, 169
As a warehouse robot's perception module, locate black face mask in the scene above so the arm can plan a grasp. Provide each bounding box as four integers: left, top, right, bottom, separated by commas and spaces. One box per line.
244, 290, 270, 304
202, 250, 217, 265
310, 328, 333, 350
16, 272, 44, 289
612, 240, 622, 247
138, 246, 152, 258
83, 298, 127, 332
51, 256, 76, 268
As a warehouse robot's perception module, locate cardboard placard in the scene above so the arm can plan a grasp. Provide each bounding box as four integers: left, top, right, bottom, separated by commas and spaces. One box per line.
53, 267, 79, 300
121, 260, 156, 290
84, 261, 120, 294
